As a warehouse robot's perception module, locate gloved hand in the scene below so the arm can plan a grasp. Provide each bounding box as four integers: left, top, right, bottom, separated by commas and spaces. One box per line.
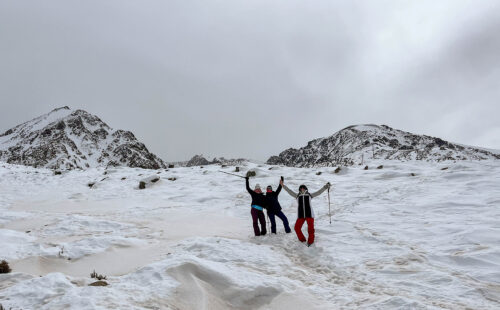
326, 182, 331, 188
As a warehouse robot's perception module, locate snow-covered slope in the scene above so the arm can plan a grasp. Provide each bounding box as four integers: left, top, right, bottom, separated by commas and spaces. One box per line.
0, 160, 499, 309
0, 107, 166, 170
267, 124, 500, 167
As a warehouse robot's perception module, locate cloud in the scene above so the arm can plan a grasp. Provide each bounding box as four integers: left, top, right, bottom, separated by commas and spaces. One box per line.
1, 0, 499, 161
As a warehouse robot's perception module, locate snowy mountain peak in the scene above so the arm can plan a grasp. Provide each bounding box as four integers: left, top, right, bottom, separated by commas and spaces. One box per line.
267, 124, 500, 167
0, 107, 166, 170
50, 106, 71, 112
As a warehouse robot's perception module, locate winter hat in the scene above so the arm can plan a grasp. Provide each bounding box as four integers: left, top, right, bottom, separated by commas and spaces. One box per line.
299, 185, 308, 192
254, 184, 261, 190
266, 185, 273, 191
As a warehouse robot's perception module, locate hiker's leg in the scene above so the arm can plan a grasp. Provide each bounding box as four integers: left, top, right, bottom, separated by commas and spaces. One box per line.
258, 210, 267, 235
276, 211, 291, 233
268, 212, 277, 234
306, 218, 315, 245
294, 218, 306, 242
251, 208, 260, 236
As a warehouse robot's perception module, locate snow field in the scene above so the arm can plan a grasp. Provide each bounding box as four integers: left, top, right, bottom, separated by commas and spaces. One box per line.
0, 160, 499, 309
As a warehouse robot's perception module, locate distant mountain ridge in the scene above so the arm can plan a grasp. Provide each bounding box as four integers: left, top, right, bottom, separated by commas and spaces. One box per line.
180, 155, 247, 167
267, 124, 500, 167
0, 107, 166, 170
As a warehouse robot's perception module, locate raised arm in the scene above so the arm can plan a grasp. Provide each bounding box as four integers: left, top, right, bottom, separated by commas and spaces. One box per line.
310, 183, 330, 198
246, 177, 253, 194
275, 183, 282, 195
282, 184, 298, 198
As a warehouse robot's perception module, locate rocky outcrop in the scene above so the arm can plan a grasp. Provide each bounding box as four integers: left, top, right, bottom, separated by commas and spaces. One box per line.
267, 124, 500, 167
182, 155, 247, 167
0, 107, 166, 170
186, 155, 211, 167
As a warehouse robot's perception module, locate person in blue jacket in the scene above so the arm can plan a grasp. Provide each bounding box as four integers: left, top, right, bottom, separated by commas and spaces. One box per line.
245, 176, 267, 236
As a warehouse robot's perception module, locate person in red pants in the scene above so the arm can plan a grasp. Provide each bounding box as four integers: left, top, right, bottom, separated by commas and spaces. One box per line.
281, 179, 330, 247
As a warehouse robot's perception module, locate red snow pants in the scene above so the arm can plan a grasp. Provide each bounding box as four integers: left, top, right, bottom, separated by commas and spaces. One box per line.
295, 217, 315, 244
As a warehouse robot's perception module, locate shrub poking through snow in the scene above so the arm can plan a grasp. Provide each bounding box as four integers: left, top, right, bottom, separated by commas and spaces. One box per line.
316, 171, 322, 175
334, 167, 341, 173
364, 165, 369, 170
377, 165, 384, 169
235, 167, 240, 172
246, 170, 256, 178
90, 270, 107, 280
0, 260, 12, 273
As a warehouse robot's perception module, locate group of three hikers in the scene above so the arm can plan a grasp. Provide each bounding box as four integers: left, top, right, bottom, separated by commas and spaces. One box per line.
245, 176, 330, 247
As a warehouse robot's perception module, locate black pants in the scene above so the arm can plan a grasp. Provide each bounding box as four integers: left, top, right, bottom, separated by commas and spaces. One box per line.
268, 210, 291, 234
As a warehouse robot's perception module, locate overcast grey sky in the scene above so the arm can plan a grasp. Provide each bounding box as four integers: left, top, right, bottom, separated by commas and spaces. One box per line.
1, 0, 499, 161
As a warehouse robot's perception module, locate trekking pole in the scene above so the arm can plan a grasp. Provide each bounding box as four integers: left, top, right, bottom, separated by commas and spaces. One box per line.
328, 186, 332, 225
218, 171, 246, 178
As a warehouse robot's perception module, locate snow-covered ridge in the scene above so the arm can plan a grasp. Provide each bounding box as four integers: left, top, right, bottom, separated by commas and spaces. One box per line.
0, 107, 166, 170
267, 124, 500, 167
179, 154, 248, 167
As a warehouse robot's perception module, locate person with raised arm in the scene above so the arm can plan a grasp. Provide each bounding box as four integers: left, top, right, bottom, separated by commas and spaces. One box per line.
246, 176, 267, 236
265, 177, 291, 234
280, 178, 330, 247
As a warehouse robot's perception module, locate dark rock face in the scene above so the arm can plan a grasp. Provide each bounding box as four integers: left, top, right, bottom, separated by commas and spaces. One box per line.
266, 124, 500, 167
186, 155, 210, 167
0, 107, 166, 170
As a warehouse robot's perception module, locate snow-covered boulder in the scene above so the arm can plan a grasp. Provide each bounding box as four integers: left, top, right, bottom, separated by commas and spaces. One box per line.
139, 175, 161, 189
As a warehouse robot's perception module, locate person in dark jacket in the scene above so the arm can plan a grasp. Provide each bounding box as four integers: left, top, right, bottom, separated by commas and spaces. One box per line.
281, 179, 330, 246
246, 176, 267, 236
265, 179, 291, 234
